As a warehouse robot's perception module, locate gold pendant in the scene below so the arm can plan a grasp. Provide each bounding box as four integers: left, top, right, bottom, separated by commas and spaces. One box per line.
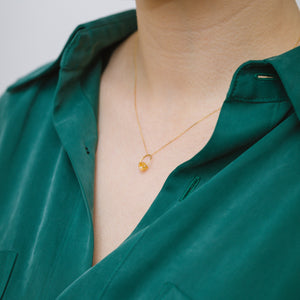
138, 153, 152, 172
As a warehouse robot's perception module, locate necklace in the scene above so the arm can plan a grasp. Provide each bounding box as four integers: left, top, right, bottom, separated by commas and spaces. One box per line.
134, 34, 300, 172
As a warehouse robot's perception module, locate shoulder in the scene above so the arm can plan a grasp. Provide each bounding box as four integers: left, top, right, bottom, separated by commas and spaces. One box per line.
0, 8, 138, 141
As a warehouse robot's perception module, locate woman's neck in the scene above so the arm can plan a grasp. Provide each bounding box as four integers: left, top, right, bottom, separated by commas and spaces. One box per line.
133, 0, 300, 111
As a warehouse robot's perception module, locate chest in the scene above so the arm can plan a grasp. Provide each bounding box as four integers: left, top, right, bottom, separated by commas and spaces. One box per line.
91, 91, 220, 267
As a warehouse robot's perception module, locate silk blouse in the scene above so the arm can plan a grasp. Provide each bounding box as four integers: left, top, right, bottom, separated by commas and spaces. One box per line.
1, 9, 300, 300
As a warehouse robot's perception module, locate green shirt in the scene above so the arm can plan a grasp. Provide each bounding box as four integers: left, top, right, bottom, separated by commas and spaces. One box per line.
1, 9, 300, 300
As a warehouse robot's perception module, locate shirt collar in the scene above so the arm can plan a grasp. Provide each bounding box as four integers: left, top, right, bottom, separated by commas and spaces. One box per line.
266, 46, 300, 120
59, 9, 138, 71
8, 8, 300, 120
60, 8, 300, 118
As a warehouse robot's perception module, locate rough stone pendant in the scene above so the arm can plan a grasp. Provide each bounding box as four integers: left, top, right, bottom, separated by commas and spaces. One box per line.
138, 153, 152, 172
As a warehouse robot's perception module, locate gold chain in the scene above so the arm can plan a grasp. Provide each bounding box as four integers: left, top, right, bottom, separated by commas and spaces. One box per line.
135, 34, 300, 172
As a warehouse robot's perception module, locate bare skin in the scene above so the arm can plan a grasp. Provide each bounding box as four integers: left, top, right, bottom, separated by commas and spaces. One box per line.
92, 0, 300, 266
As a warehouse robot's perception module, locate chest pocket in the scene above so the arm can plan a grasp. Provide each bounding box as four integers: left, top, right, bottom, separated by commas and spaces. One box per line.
0, 250, 18, 299
154, 282, 193, 300
178, 176, 201, 202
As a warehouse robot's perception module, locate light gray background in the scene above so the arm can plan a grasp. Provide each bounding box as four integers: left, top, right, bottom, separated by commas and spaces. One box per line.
1, 1, 300, 94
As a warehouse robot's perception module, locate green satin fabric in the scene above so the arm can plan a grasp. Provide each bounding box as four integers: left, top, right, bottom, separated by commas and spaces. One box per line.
1, 9, 300, 300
